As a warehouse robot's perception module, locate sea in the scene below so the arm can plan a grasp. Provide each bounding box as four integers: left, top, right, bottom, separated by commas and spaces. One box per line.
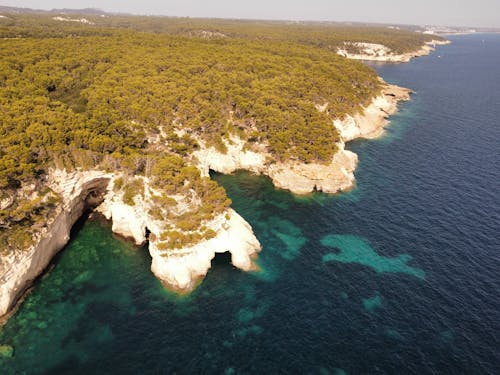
1, 34, 499, 374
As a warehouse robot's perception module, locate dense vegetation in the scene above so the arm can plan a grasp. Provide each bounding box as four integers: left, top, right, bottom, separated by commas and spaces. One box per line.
0, 11, 431, 251
0, 13, 442, 53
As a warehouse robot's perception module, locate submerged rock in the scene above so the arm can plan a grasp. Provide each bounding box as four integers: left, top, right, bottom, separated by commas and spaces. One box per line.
0, 344, 14, 358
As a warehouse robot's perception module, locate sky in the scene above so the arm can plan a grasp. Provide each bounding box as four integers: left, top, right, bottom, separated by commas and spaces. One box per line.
2, 0, 500, 28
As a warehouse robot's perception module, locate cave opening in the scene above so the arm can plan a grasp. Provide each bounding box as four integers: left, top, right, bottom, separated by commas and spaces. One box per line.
143, 228, 152, 255
211, 251, 233, 268
53, 180, 112, 267
83, 185, 107, 211
208, 169, 218, 178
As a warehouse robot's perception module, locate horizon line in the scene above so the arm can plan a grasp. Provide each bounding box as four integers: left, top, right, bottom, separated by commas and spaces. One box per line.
1, 5, 499, 30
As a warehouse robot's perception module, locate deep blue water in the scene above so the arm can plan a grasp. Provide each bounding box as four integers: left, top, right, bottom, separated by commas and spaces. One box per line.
1, 34, 499, 374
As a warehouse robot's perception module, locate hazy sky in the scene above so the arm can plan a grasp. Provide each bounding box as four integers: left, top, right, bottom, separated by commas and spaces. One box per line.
3, 0, 500, 28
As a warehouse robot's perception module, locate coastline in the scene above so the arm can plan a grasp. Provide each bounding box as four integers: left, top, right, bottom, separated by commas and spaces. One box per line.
0, 82, 410, 322
337, 39, 451, 63
0, 171, 261, 319
193, 82, 411, 195
2, 32, 498, 374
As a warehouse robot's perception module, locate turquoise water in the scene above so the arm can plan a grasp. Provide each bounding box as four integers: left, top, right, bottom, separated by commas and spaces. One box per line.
1, 34, 500, 374
321, 234, 425, 279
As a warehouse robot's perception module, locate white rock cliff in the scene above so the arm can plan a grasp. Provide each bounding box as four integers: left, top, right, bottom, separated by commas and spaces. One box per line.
0, 170, 112, 320
150, 208, 260, 292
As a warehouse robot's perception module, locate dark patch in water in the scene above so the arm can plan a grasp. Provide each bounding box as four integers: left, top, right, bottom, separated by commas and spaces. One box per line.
211, 251, 234, 268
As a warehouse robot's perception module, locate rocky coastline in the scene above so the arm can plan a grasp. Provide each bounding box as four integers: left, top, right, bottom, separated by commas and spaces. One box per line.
0, 81, 410, 321
0, 170, 261, 320
337, 39, 451, 62
193, 83, 410, 195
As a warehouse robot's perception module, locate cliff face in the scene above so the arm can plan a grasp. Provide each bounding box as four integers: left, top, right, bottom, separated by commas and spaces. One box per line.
337, 40, 451, 62
0, 170, 112, 319
193, 83, 409, 195
193, 137, 358, 195
266, 149, 358, 194
194, 137, 267, 178
334, 84, 411, 141
97, 178, 261, 293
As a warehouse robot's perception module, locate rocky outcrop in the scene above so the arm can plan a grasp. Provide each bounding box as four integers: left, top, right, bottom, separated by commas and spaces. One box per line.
337, 39, 451, 62
266, 148, 358, 194
194, 137, 267, 178
150, 208, 260, 292
193, 137, 358, 195
97, 178, 151, 246
334, 84, 411, 141
97, 178, 262, 293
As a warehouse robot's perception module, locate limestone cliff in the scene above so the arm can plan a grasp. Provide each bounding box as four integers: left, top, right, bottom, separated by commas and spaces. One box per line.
266, 148, 358, 194
0, 170, 112, 319
334, 84, 411, 141
193, 137, 358, 195
97, 178, 261, 293
150, 208, 260, 292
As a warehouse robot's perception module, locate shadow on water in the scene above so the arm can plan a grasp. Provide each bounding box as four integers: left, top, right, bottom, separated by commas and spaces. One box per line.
71, 210, 91, 236
46, 211, 92, 276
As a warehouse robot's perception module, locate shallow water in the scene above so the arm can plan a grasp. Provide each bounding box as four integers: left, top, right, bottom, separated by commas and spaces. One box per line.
1, 34, 499, 374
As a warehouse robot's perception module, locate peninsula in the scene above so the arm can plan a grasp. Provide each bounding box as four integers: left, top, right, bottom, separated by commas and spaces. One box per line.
0, 10, 446, 320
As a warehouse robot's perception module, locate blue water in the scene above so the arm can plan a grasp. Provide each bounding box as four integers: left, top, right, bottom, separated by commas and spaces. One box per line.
1, 34, 499, 374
